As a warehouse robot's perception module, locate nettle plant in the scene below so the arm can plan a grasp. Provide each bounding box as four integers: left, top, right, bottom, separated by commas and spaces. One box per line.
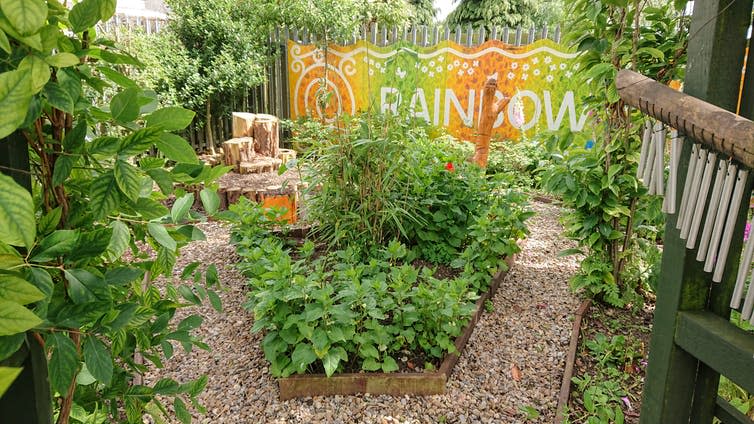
0, 1, 226, 423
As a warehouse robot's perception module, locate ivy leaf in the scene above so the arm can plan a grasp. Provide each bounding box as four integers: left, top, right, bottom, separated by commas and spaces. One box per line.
147, 223, 176, 251
106, 221, 130, 262
30, 229, 78, 262
69, 0, 100, 33
146, 107, 195, 131
83, 335, 113, 385
291, 343, 317, 373
0, 301, 41, 335
0, 0, 46, 36
114, 159, 141, 202
18, 54, 50, 93
0, 274, 44, 304
110, 87, 140, 123
0, 173, 35, 249
171, 193, 194, 224
154, 133, 199, 164
0, 70, 32, 139
0, 367, 22, 398
200, 188, 220, 216
89, 171, 120, 220
48, 332, 79, 395
45, 52, 80, 68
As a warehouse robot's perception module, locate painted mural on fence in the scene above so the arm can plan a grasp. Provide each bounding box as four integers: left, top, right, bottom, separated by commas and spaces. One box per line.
288, 38, 586, 140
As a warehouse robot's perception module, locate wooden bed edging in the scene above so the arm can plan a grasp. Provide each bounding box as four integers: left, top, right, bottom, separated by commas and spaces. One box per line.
277, 254, 516, 400
554, 298, 592, 424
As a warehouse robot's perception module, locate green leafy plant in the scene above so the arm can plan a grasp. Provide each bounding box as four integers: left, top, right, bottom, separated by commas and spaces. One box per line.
0, 1, 228, 422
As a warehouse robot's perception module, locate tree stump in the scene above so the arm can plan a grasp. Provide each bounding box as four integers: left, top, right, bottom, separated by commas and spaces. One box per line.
232, 112, 256, 138
222, 137, 254, 170
253, 114, 279, 158
277, 148, 297, 165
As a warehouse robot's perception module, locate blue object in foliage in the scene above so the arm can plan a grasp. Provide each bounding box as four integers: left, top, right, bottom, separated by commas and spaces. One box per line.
585, 140, 595, 149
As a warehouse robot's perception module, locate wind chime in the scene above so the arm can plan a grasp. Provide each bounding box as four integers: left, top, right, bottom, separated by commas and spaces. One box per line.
630, 71, 754, 323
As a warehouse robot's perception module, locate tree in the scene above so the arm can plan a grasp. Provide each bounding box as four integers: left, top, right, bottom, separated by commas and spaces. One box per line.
445, 0, 565, 30
139, 0, 269, 154
0, 0, 225, 422
408, 0, 437, 25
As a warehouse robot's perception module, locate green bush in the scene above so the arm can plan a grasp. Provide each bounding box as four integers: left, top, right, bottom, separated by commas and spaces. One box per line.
486, 140, 550, 189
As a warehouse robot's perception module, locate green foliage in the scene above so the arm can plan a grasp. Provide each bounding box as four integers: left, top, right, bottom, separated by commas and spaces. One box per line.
407, 0, 436, 25
487, 140, 549, 189
229, 199, 478, 377
0, 1, 227, 422
543, 1, 688, 307
445, 0, 565, 29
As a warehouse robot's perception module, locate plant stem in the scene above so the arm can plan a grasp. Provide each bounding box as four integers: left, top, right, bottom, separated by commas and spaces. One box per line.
55, 331, 81, 424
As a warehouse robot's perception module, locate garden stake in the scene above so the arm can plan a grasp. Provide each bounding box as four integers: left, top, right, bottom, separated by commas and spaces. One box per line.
731, 214, 754, 310
679, 147, 707, 239
712, 168, 749, 283
676, 144, 700, 229
704, 162, 737, 272
696, 160, 727, 262
686, 151, 716, 249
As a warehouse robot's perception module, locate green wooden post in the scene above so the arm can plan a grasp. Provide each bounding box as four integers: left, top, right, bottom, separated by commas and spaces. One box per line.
0, 133, 52, 423
640, 1, 753, 423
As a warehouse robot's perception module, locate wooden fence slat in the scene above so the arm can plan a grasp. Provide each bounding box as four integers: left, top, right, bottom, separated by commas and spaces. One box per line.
465, 24, 473, 47
554, 25, 561, 43
514, 27, 522, 46
491, 26, 498, 41
479, 26, 486, 45
443, 25, 450, 41
454, 26, 461, 44
528, 27, 536, 44
432, 26, 439, 46
503, 27, 509, 44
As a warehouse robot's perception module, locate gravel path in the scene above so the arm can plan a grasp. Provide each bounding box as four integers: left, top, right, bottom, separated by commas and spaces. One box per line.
145, 199, 582, 423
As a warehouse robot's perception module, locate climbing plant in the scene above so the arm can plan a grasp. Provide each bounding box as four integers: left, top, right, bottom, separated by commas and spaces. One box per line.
0, 1, 226, 422
542, 1, 688, 306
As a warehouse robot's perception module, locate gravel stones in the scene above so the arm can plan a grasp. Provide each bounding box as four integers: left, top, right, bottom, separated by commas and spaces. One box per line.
144, 200, 581, 423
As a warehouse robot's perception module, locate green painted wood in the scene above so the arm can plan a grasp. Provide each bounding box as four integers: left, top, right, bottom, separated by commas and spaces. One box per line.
740, 43, 754, 120
0, 131, 31, 191
675, 311, 754, 395
0, 334, 53, 424
640, 1, 753, 422
716, 396, 754, 424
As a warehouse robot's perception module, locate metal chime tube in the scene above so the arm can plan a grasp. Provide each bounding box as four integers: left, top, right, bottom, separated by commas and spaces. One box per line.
663, 131, 682, 214
638, 121, 652, 179
696, 161, 727, 262
680, 148, 708, 239
704, 163, 738, 272
677, 144, 700, 230
731, 214, 754, 309
654, 122, 665, 196
686, 152, 717, 249
644, 131, 657, 194
712, 168, 749, 283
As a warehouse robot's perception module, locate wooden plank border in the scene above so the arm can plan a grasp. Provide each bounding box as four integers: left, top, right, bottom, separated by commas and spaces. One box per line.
278, 254, 517, 400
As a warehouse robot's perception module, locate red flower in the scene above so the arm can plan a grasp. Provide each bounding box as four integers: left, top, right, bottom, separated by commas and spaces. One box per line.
445, 162, 455, 172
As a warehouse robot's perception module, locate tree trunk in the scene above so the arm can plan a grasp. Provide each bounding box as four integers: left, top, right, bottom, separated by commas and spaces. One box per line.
232, 112, 256, 138
253, 114, 279, 158
472, 77, 509, 168
206, 100, 215, 155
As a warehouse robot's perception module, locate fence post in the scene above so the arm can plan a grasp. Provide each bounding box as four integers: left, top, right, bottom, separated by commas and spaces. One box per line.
528, 26, 535, 44
514, 27, 522, 46
490, 26, 498, 41
553, 25, 561, 43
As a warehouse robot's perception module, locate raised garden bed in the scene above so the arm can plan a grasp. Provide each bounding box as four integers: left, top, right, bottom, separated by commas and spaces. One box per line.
278, 255, 515, 399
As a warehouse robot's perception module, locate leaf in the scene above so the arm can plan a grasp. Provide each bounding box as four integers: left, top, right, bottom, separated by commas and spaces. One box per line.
207, 290, 222, 312
146, 107, 195, 131
48, 332, 79, 395
381, 355, 398, 373
133, 197, 168, 220
322, 349, 342, 377
63, 268, 103, 304
63, 120, 87, 153
69, 0, 99, 33
0, 173, 35, 249
106, 221, 130, 262
89, 172, 120, 220
0, 0, 46, 36
98, 0, 116, 21
31, 229, 78, 262
110, 87, 141, 123
155, 133, 199, 164
114, 159, 141, 201
43, 81, 74, 114
146, 168, 174, 195
51, 155, 74, 186
66, 228, 111, 264
0, 367, 22, 398
0, 29, 9, 54
26, 267, 52, 298
0, 300, 41, 335
147, 223, 176, 251
0, 274, 44, 304
205, 264, 218, 287
0, 70, 32, 139
0, 333, 24, 361
291, 343, 317, 373
119, 127, 161, 155
45, 52, 80, 68
105, 266, 143, 285
178, 315, 203, 331
18, 54, 50, 93
97, 66, 137, 88
83, 335, 113, 385
171, 193, 194, 223
200, 188, 220, 216
511, 363, 522, 382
